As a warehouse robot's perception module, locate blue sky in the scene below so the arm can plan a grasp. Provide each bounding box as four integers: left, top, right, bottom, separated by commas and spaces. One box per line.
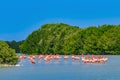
0, 0, 120, 41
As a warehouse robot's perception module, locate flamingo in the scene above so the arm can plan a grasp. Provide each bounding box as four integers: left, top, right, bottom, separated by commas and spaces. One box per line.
72, 55, 80, 60
64, 55, 69, 59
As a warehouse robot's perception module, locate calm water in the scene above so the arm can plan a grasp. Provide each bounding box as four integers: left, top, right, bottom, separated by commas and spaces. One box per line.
0, 55, 120, 80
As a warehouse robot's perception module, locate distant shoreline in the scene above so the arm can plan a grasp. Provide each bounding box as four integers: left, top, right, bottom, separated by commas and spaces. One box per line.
0, 64, 17, 68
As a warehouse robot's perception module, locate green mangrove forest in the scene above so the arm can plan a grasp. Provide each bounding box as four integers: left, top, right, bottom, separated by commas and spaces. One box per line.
18, 23, 120, 55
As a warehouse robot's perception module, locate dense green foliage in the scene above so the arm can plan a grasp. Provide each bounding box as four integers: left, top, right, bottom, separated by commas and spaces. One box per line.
6, 40, 24, 53
0, 40, 18, 65
20, 23, 120, 55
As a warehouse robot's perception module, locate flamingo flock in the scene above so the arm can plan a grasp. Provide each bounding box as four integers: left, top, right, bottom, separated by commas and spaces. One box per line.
18, 54, 108, 64
81, 54, 108, 63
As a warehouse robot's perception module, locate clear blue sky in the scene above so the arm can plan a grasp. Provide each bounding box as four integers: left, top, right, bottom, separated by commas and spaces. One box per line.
0, 0, 120, 41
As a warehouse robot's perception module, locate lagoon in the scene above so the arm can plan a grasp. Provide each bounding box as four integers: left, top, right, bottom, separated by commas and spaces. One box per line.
0, 55, 120, 80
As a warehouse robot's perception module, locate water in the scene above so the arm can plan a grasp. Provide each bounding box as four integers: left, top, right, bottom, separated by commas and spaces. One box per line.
0, 55, 120, 80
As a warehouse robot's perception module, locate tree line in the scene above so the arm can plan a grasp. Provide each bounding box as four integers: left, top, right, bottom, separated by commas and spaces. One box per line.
19, 23, 120, 55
